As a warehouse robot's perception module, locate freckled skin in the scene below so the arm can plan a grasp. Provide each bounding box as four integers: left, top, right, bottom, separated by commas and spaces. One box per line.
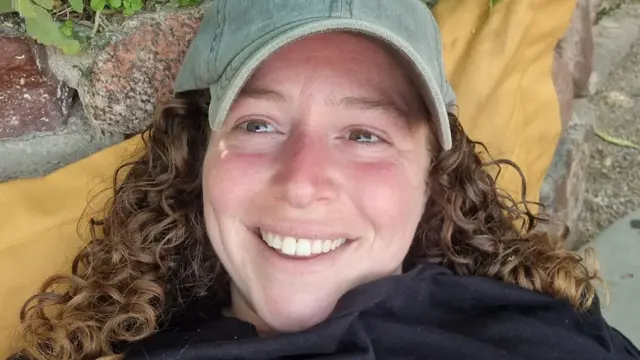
202, 32, 433, 334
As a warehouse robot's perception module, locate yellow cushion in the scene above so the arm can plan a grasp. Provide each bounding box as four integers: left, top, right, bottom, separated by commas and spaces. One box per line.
0, 136, 143, 357
0, 0, 575, 357
435, 0, 575, 199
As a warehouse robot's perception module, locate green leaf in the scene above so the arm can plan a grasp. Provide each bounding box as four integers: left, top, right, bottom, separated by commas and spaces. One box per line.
129, 0, 141, 10
59, 19, 73, 37
595, 129, 640, 149
13, 0, 36, 17
25, 5, 80, 54
31, 0, 52, 9
90, 0, 104, 11
109, 0, 120, 8
68, 0, 83, 12
0, 0, 14, 13
122, 6, 133, 15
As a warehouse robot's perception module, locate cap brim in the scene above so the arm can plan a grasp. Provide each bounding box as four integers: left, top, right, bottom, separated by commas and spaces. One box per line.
205, 18, 452, 150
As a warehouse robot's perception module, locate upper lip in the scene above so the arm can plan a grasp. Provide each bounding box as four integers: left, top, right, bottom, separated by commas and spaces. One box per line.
253, 222, 357, 240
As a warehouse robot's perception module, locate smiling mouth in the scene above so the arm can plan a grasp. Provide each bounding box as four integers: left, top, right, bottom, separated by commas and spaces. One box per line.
259, 229, 349, 257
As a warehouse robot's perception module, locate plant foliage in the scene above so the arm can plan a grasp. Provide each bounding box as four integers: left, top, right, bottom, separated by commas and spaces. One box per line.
0, 0, 201, 54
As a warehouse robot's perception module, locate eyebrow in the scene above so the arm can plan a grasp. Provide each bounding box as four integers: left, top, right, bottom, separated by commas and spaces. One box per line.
239, 86, 288, 102
333, 96, 411, 121
239, 85, 411, 121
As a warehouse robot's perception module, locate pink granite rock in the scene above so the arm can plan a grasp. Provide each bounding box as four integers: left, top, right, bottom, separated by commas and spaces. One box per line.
80, 6, 206, 134
0, 34, 73, 139
553, 48, 575, 129
556, 0, 595, 98
539, 100, 594, 249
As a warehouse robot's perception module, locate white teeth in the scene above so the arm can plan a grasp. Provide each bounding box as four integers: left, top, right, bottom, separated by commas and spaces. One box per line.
311, 240, 323, 254
272, 235, 282, 249
260, 230, 347, 257
322, 240, 332, 253
296, 239, 311, 256
281, 236, 297, 255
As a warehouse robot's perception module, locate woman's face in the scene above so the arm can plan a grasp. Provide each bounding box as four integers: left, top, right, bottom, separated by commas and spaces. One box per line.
202, 33, 432, 333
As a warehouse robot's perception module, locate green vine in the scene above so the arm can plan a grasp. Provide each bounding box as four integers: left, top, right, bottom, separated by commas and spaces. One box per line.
0, 0, 200, 54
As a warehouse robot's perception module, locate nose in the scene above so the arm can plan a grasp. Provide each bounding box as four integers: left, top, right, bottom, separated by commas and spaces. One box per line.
272, 130, 339, 208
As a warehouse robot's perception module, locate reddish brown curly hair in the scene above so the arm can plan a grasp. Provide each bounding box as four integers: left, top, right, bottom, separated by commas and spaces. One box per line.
16, 90, 599, 360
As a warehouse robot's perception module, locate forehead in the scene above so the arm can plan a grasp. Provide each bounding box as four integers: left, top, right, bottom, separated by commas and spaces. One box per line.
240, 32, 427, 119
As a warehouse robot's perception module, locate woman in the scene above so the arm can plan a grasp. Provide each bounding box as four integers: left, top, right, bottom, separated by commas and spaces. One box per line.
14, 1, 639, 359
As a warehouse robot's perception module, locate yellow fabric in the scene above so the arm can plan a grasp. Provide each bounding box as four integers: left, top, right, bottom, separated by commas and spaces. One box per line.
0, 137, 143, 357
434, 0, 574, 199
0, 0, 574, 357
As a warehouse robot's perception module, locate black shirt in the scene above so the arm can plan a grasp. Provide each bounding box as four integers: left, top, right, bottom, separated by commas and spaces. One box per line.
124, 264, 640, 360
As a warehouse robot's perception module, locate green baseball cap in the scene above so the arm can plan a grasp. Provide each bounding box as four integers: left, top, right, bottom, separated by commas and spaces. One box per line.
174, 0, 456, 150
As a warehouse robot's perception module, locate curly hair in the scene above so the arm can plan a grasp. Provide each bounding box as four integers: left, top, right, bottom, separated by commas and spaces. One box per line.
16, 90, 599, 360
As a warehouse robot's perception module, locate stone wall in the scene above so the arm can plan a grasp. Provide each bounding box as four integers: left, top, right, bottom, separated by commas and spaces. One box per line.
0, 7, 204, 181
0, 25, 123, 181
540, 0, 602, 243
0, 0, 625, 247
543, 0, 640, 248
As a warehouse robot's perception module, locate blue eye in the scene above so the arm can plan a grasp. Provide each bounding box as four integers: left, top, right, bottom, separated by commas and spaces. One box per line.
349, 130, 381, 143
240, 120, 276, 133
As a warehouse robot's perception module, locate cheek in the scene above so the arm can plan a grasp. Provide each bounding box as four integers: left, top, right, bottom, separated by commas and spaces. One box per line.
346, 159, 427, 239
202, 142, 270, 218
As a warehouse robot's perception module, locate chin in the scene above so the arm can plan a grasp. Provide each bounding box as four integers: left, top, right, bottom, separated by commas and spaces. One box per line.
257, 289, 341, 333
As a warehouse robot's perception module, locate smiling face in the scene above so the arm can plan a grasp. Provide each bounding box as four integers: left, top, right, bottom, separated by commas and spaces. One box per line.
202, 32, 433, 333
